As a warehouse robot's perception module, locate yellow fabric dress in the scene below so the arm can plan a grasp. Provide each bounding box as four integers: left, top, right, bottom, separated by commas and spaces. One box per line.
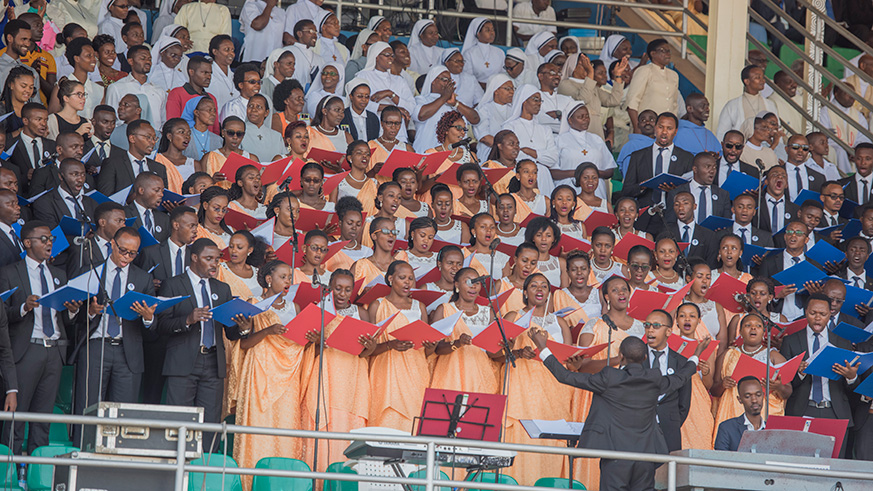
308, 126, 337, 151
429, 303, 499, 394
195, 224, 229, 250
201, 150, 236, 190
482, 160, 516, 195
672, 324, 716, 451
551, 289, 593, 331
215, 267, 256, 419
352, 257, 387, 296
155, 154, 184, 194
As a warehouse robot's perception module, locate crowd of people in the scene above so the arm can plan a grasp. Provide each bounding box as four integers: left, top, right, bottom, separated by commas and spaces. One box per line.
0, 0, 869, 490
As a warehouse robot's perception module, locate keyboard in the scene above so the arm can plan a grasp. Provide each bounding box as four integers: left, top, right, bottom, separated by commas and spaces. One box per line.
344, 440, 516, 469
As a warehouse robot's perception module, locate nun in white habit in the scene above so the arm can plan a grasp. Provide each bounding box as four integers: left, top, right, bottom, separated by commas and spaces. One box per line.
473, 73, 514, 160
313, 11, 349, 68
504, 84, 557, 193
346, 28, 378, 82
367, 15, 392, 41
440, 48, 483, 108
413, 65, 461, 153
408, 19, 444, 75
356, 41, 415, 142
152, 0, 183, 44
97, 0, 126, 53
505, 48, 535, 87
148, 37, 187, 93
305, 61, 346, 121
524, 31, 557, 73
599, 34, 637, 70
554, 101, 616, 200
460, 18, 504, 85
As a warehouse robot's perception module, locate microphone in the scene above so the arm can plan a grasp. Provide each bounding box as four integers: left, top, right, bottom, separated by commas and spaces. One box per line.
754, 159, 766, 171
467, 275, 490, 286
450, 137, 472, 150
647, 203, 665, 216
42, 152, 58, 167
312, 272, 321, 287
734, 292, 751, 309
489, 238, 501, 251
602, 313, 618, 331
279, 175, 293, 191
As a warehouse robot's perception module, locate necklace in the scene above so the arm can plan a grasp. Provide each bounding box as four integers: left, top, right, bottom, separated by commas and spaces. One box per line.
739, 344, 764, 356
659, 269, 679, 282
378, 136, 398, 145
347, 171, 367, 183
344, 239, 359, 249
593, 259, 614, 272
198, 2, 209, 28
317, 125, 338, 135
498, 223, 518, 235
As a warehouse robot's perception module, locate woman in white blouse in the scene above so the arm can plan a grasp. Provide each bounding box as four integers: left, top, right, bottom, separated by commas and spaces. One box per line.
504, 84, 557, 193
209, 35, 238, 111
408, 19, 444, 75
554, 102, 616, 199
460, 18, 504, 86
412, 65, 479, 153
440, 48, 484, 108
473, 73, 514, 160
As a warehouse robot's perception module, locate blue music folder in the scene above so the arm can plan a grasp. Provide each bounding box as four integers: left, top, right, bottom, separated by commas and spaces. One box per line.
50, 225, 69, 257
111, 292, 190, 321
699, 215, 734, 232
640, 173, 689, 190
209, 293, 280, 327
17, 189, 50, 206
740, 244, 782, 267
721, 171, 759, 200
832, 322, 873, 344
0, 287, 16, 302
37, 285, 90, 312
841, 284, 873, 318
59, 216, 94, 237
805, 345, 873, 381
855, 372, 873, 398
840, 198, 860, 219
137, 226, 159, 249
791, 189, 821, 206
158, 190, 201, 212
806, 240, 846, 266
841, 219, 863, 240
771, 261, 827, 290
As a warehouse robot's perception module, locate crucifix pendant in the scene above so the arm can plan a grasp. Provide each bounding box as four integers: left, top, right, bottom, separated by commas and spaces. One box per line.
258, 135, 263, 140
485, 62, 490, 68
581, 149, 588, 156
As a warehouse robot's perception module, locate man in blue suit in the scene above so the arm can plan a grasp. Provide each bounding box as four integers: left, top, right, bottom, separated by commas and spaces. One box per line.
714, 376, 766, 451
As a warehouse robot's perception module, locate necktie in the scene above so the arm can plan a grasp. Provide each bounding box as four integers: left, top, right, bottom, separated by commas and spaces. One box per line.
682, 224, 690, 243
830, 215, 837, 226
862, 179, 869, 205
38, 264, 53, 338
654, 147, 666, 201
66, 196, 82, 220
144, 210, 153, 233
9, 229, 21, 253
200, 279, 214, 349
770, 199, 782, 231
31, 139, 40, 168
652, 350, 664, 372
793, 166, 803, 196
854, 275, 863, 288
175, 247, 183, 276
97, 141, 107, 161
792, 257, 802, 309
106, 266, 123, 338
812, 333, 823, 403
698, 185, 707, 222
739, 227, 748, 244
135, 159, 145, 175
105, 241, 112, 259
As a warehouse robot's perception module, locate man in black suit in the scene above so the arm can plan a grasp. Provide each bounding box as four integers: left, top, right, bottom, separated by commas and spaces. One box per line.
666, 152, 731, 224
157, 238, 244, 450
61, 201, 128, 278
758, 220, 816, 320
819, 180, 848, 229
842, 237, 873, 293
84, 105, 123, 175
665, 191, 718, 268
32, 159, 98, 230
0, 190, 23, 269
758, 165, 799, 233
715, 130, 760, 187
0, 220, 82, 454
29, 132, 95, 196
124, 171, 170, 242
341, 82, 380, 141
721, 194, 774, 250
821, 278, 865, 329
71, 227, 155, 443
714, 376, 765, 451
780, 293, 860, 457
621, 112, 694, 234
136, 205, 198, 404
840, 142, 873, 208
0, 303, 17, 412
96, 119, 168, 196
531, 315, 709, 491
643, 310, 692, 452
785, 134, 826, 201
774, 199, 826, 249
8, 103, 56, 195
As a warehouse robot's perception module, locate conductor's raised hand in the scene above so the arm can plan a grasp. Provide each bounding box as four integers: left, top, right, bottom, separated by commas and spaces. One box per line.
527, 327, 548, 351
566, 354, 586, 371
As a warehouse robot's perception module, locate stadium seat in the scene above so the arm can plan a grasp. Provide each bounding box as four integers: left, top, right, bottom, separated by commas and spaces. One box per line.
408, 468, 452, 491
49, 406, 72, 446
27, 445, 79, 491
251, 457, 312, 491
534, 477, 587, 489
188, 453, 243, 491
0, 443, 23, 490
324, 461, 358, 491
465, 471, 518, 491
54, 366, 74, 414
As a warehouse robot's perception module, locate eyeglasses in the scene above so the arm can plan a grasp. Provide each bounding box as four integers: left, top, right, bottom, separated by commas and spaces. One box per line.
629, 263, 651, 271
26, 235, 55, 244
723, 143, 743, 150
784, 229, 806, 236
451, 125, 467, 132
115, 245, 138, 258
643, 322, 667, 329
322, 71, 339, 77
225, 130, 245, 138
71, 91, 87, 98
377, 228, 398, 236
822, 193, 845, 200
301, 177, 322, 184
789, 144, 809, 151
307, 245, 329, 254
383, 121, 402, 127
133, 134, 158, 142
244, 79, 262, 85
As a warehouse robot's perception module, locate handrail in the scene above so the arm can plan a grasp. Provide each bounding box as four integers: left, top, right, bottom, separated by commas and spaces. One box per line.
631, 0, 706, 58
794, 0, 873, 60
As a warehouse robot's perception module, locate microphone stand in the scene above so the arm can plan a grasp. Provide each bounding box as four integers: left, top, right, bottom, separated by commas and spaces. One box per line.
485, 240, 514, 446
735, 294, 781, 422
311, 275, 329, 485
280, 178, 298, 283
602, 314, 619, 367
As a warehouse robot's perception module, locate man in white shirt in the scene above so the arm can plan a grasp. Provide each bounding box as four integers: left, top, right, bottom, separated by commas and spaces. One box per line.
759, 165, 796, 233
725, 193, 774, 250
716, 64, 779, 140
804, 132, 841, 181
219, 63, 261, 123
843, 236, 873, 291
536, 62, 572, 134
513, 0, 557, 41
289, 20, 319, 88
105, 45, 168, 131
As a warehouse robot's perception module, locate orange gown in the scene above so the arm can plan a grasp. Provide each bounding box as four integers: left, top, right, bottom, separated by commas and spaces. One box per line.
341, 178, 379, 217
429, 303, 499, 394
512, 193, 544, 224
301, 310, 370, 472
572, 197, 595, 222
368, 299, 430, 432
194, 224, 229, 250
713, 347, 785, 445
234, 308, 309, 489
215, 266, 257, 419
550, 289, 593, 331
672, 324, 716, 451
494, 279, 524, 318
501, 315, 573, 486
155, 154, 185, 194
352, 257, 387, 296
202, 150, 250, 190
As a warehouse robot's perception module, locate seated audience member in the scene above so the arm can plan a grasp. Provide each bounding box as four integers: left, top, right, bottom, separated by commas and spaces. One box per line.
714, 376, 766, 451
716, 64, 778, 140
513, 0, 557, 42
626, 39, 680, 132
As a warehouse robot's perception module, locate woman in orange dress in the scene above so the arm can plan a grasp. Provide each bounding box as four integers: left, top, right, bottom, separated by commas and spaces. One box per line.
182, 172, 216, 195
430, 184, 470, 245
494, 193, 524, 245
482, 130, 519, 195
308, 96, 353, 153
293, 230, 331, 284
228, 165, 268, 219
351, 217, 398, 297
326, 197, 370, 272
684, 258, 727, 343
295, 162, 335, 212
455, 164, 490, 217
271, 79, 306, 134
367, 260, 432, 431
723, 278, 787, 355
234, 260, 307, 487
525, 216, 567, 288
394, 217, 438, 274
622, 245, 657, 292
368, 106, 414, 174
280, 121, 311, 163
550, 251, 603, 334
333, 141, 380, 216
429, 267, 497, 393
674, 302, 716, 450
467, 213, 511, 279
613, 196, 654, 242
199, 117, 257, 190
301, 269, 377, 471
550, 184, 587, 243
502, 273, 573, 485
575, 162, 612, 215
394, 167, 429, 217
266, 191, 301, 250
711, 313, 792, 445
713, 234, 755, 328
422, 245, 464, 293
511, 159, 549, 223
362, 181, 409, 248
156, 118, 196, 194
195, 186, 233, 249
653, 237, 686, 291
493, 242, 538, 317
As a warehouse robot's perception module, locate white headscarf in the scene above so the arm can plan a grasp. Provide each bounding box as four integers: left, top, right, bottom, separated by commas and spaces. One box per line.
263, 46, 296, 79
558, 36, 580, 54
561, 52, 580, 81
97, 0, 115, 26
461, 17, 490, 55
419, 64, 450, 98
350, 29, 376, 61
599, 34, 628, 69
345, 77, 369, 96
525, 32, 556, 61
440, 47, 461, 66
315, 10, 334, 35
504, 84, 540, 125
506, 48, 526, 65
367, 16, 388, 32
408, 19, 435, 54
481, 73, 512, 105
544, 49, 565, 65
309, 61, 346, 96
361, 41, 391, 72
559, 101, 586, 134
151, 37, 182, 70
158, 23, 187, 43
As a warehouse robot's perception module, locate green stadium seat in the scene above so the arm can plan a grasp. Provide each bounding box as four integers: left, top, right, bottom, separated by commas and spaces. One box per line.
0, 443, 23, 490
188, 453, 243, 491
54, 366, 74, 414
324, 461, 358, 491
251, 457, 312, 491
409, 468, 452, 491
27, 445, 79, 491
49, 406, 72, 446
534, 477, 587, 489
465, 471, 518, 491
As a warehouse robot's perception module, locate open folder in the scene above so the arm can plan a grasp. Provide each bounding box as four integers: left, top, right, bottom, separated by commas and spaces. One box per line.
111, 292, 190, 321
390, 311, 462, 349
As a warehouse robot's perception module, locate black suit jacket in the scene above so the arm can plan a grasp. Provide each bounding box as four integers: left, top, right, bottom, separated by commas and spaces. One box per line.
0, 306, 17, 391
758, 253, 821, 314
839, 175, 872, 213
647, 348, 692, 453
779, 328, 857, 424
0, 224, 22, 269
124, 203, 170, 242
714, 414, 752, 451
96, 153, 168, 197
714, 160, 760, 187
137, 242, 190, 283
621, 145, 695, 207
32, 189, 98, 230
341, 108, 380, 141
157, 273, 241, 378
666, 221, 719, 268
665, 182, 732, 224
28, 163, 97, 198
0, 259, 76, 363
82, 138, 124, 173
718, 225, 775, 248
542, 354, 696, 454
786, 164, 826, 199
8, 136, 56, 194
757, 195, 800, 233
62, 236, 112, 279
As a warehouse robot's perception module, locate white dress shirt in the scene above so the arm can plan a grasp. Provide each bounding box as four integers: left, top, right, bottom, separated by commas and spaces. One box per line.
23, 256, 60, 340
349, 107, 368, 141
537, 90, 572, 134
718, 157, 742, 186
133, 200, 155, 235
781, 251, 806, 320
94, 235, 112, 260
0, 222, 21, 254
742, 414, 766, 431
105, 75, 168, 130
805, 327, 833, 402
652, 143, 675, 175
847, 268, 869, 289
688, 179, 713, 224
733, 222, 753, 244
240, 0, 286, 63
804, 157, 840, 181
678, 219, 696, 244
91, 258, 130, 339
127, 152, 147, 180
822, 210, 841, 227
648, 346, 669, 376
57, 186, 85, 219
187, 267, 214, 348
785, 162, 810, 201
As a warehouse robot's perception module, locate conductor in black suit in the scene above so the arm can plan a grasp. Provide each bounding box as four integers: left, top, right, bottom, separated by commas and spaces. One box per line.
621, 112, 694, 234
0, 220, 83, 454
157, 238, 245, 450
72, 227, 156, 443
28, 132, 96, 196
530, 311, 709, 491
664, 191, 718, 268
125, 171, 170, 242
341, 83, 380, 141
643, 309, 692, 452
0, 190, 24, 269
96, 119, 168, 196
31, 159, 98, 230
7, 103, 56, 195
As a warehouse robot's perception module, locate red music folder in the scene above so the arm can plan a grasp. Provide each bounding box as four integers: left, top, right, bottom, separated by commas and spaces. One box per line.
519, 213, 547, 228
260, 156, 294, 185
224, 208, 266, 231
322, 171, 350, 195
545, 340, 610, 363
325, 316, 387, 355
773, 318, 807, 339
765, 415, 849, 458
355, 283, 392, 306
613, 233, 656, 262
549, 234, 592, 256
664, 280, 695, 312
436, 165, 512, 186
283, 303, 336, 345
471, 319, 528, 353
296, 207, 339, 231
731, 352, 804, 384
288, 240, 349, 268
666, 334, 718, 361
583, 210, 618, 231
705, 273, 747, 313
627, 289, 669, 320
305, 147, 346, 167
289, 282, 324, 308
414, 267, 441, 287
218, 152, 258, 179
410, 289, 449, 306
378, 148, 429, 177
389, 311, 461, 349
419, 150, 453, 176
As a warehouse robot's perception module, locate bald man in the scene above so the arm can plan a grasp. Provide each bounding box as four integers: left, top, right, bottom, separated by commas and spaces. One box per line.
29, 132, 95, 196
675, 93, 720, 155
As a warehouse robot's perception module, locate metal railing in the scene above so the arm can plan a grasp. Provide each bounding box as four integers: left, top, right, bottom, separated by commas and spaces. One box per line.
2, 411, 873, 491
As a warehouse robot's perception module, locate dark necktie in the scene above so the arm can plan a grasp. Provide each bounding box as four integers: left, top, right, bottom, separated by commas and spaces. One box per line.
144, 210, 153, 233
794, 166, 803, 198
862, 179, 869, 205
200, 279, 214, 349
31, 139, 40, 168
9, 229, 21, 253
854, 275, 863, 288
135, 159, 145, 175
97, 141, 107, 161
682, 224, 690, 243
830, 215, 837, 226
811, 333, 823, 403
739, 227, 748, 244
698, 185, 707, 222
107, 266, 123, 338
792, 257, 802, 309
175, 247, 184, 276
654, 147, 666, 202
67, 196, 82, 220
652, 350, 664, 372
105, 241, 112, 259
770, 198, 782, 231
38, 263, 53, 338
